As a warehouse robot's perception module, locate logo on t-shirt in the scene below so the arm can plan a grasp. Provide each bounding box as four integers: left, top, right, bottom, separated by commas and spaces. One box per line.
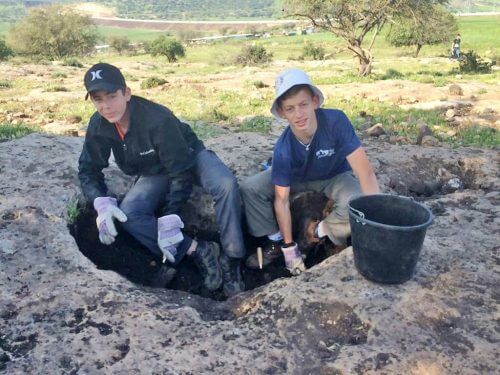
316, 148, 335, 159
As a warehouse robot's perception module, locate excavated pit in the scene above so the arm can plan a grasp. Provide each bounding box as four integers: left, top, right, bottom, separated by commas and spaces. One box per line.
68, 191, 340, 301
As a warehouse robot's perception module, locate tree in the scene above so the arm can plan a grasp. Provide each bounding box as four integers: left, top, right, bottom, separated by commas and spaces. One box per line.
282, 0, 448, 76
7, 5, 99, 59
386, 6, 457, 57
108, 36, 131, 55
147, 36, 185, 63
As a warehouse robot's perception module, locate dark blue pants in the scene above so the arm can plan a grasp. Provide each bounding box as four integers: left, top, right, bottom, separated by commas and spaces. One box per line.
119, 149, 245, 264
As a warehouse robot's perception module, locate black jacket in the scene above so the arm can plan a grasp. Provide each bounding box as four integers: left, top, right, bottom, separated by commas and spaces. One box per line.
78, 95, 205, 215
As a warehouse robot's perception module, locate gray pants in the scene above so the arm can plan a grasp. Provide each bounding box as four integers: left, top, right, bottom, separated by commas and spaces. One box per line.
119, 149, 245, 262
240, 169, 361, 245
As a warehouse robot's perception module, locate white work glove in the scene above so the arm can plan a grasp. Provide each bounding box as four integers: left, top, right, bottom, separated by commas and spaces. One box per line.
93, 197, 127, 245
157, 214, 184, 264
282, 242, 306, 276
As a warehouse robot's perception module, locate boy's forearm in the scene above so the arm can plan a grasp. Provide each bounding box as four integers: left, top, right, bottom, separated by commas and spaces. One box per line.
359, 170, 380, 195
274, 198, 293, 244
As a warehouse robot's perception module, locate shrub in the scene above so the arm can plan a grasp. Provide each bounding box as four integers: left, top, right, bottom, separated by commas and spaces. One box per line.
253, 80, 268, 89
302, 42, 325, 60
459, 51, 493, 74
381, 68, 404, 80
45, 85, 69, 92
235, 45, 272, 66
147, 36, 185, 62
62, 57, 83, 67
0, 80, 11, 89
51, 72, 67, 78
140, 77, 167, 89
0, 38, 13, 61
108, 36, 131, 54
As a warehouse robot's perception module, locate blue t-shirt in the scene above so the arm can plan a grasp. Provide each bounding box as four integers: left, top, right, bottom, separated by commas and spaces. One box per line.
271, 108, 361, 187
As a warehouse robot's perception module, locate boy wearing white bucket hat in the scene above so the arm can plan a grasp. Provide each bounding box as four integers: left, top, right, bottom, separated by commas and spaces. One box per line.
241, 68, 379, 275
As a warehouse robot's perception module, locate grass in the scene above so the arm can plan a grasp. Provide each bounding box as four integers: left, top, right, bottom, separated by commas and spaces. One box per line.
239, 116, 273, 133
96, 26, 167, 43
0, 123, 38, 140
66, 199, 81, 225
0, 16, 498, 148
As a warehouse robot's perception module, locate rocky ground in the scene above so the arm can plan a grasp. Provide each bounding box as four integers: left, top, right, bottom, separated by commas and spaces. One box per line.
0, 131, 498, 374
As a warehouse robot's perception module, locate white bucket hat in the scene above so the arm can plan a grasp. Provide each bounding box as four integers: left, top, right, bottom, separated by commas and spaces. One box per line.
270, 68, 324, 119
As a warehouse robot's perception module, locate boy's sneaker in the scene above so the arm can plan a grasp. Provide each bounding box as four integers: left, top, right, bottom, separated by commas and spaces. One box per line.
220, 254, 245, 297
245, 240, 283, 269
191, 241, 222, 291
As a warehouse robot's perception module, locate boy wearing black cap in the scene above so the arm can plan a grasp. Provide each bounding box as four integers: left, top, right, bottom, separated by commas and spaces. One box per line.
78, 63, 245, 296
241, 69, 379, 275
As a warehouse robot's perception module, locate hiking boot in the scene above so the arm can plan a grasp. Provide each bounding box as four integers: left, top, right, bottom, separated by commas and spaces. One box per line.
245, 240, 283, 270
191, 241, 222, 291
220, 254, 245, 297
150, 264, 177, 288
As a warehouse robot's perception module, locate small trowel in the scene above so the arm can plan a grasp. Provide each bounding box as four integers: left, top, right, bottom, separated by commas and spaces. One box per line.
257, 247, 263, 270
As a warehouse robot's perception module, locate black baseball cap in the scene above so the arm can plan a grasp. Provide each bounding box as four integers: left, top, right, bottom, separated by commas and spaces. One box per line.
84, 63, 126, 100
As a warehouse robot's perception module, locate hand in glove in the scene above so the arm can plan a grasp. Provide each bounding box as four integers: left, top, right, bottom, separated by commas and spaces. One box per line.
282, 242, 306, 276
93, 197, 127, 245
157, 214, 184, 264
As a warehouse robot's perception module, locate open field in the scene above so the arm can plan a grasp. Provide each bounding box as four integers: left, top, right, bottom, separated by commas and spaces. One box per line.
0, 16, 498, 147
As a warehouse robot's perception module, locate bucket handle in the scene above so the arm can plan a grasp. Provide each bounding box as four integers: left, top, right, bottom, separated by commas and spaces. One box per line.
349, 206, 366, 225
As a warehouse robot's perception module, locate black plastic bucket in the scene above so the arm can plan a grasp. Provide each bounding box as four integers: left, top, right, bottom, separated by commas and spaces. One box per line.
348, 194, 433, 284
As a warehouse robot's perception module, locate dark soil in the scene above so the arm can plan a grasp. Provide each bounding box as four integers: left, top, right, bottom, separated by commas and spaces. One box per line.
68, 192, 339, 301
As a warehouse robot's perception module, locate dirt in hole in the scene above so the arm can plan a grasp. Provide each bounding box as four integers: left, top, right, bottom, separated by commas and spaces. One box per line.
69, 193, 339, 301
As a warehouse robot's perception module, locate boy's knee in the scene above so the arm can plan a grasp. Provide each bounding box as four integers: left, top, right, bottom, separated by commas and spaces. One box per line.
215, 175, 238, 196
241, 173, 271, 198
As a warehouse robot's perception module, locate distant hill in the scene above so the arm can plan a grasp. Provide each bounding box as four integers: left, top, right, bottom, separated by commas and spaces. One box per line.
99, 0, 279, 20
0, 0, 498, 23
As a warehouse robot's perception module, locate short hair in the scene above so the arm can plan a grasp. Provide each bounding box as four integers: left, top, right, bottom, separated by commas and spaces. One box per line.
277, 84, 315, 108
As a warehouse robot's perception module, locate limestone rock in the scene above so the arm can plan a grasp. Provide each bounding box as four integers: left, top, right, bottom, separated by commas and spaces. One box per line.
421, 135, 440, 147
366, 123, 386, 137
445, 108, 456, 120
417, 121, 433, 145
0, 133, 498, 374
449, 84, 463, 96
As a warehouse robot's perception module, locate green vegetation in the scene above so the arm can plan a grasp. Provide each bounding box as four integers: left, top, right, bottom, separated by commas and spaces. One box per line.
459, 50, 493, 73
146, 36, 185, 62
140, 77, 167, 89
0, 123, 37, 140
235, 45, 273, 66
102, 0, 278, 20
62, 58, 84, 67
94, 26, 165, 42
44, 85, 69, 92
0, 38, 13, 60
0, 80, 11, 89
386, 6, 458, 57
108, 36, 132, 55
239, 116, 272, 133
7, 5, 98, 59
0, 15, 497, 148
66, 199, 81, 225
302, 42, 326, 60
